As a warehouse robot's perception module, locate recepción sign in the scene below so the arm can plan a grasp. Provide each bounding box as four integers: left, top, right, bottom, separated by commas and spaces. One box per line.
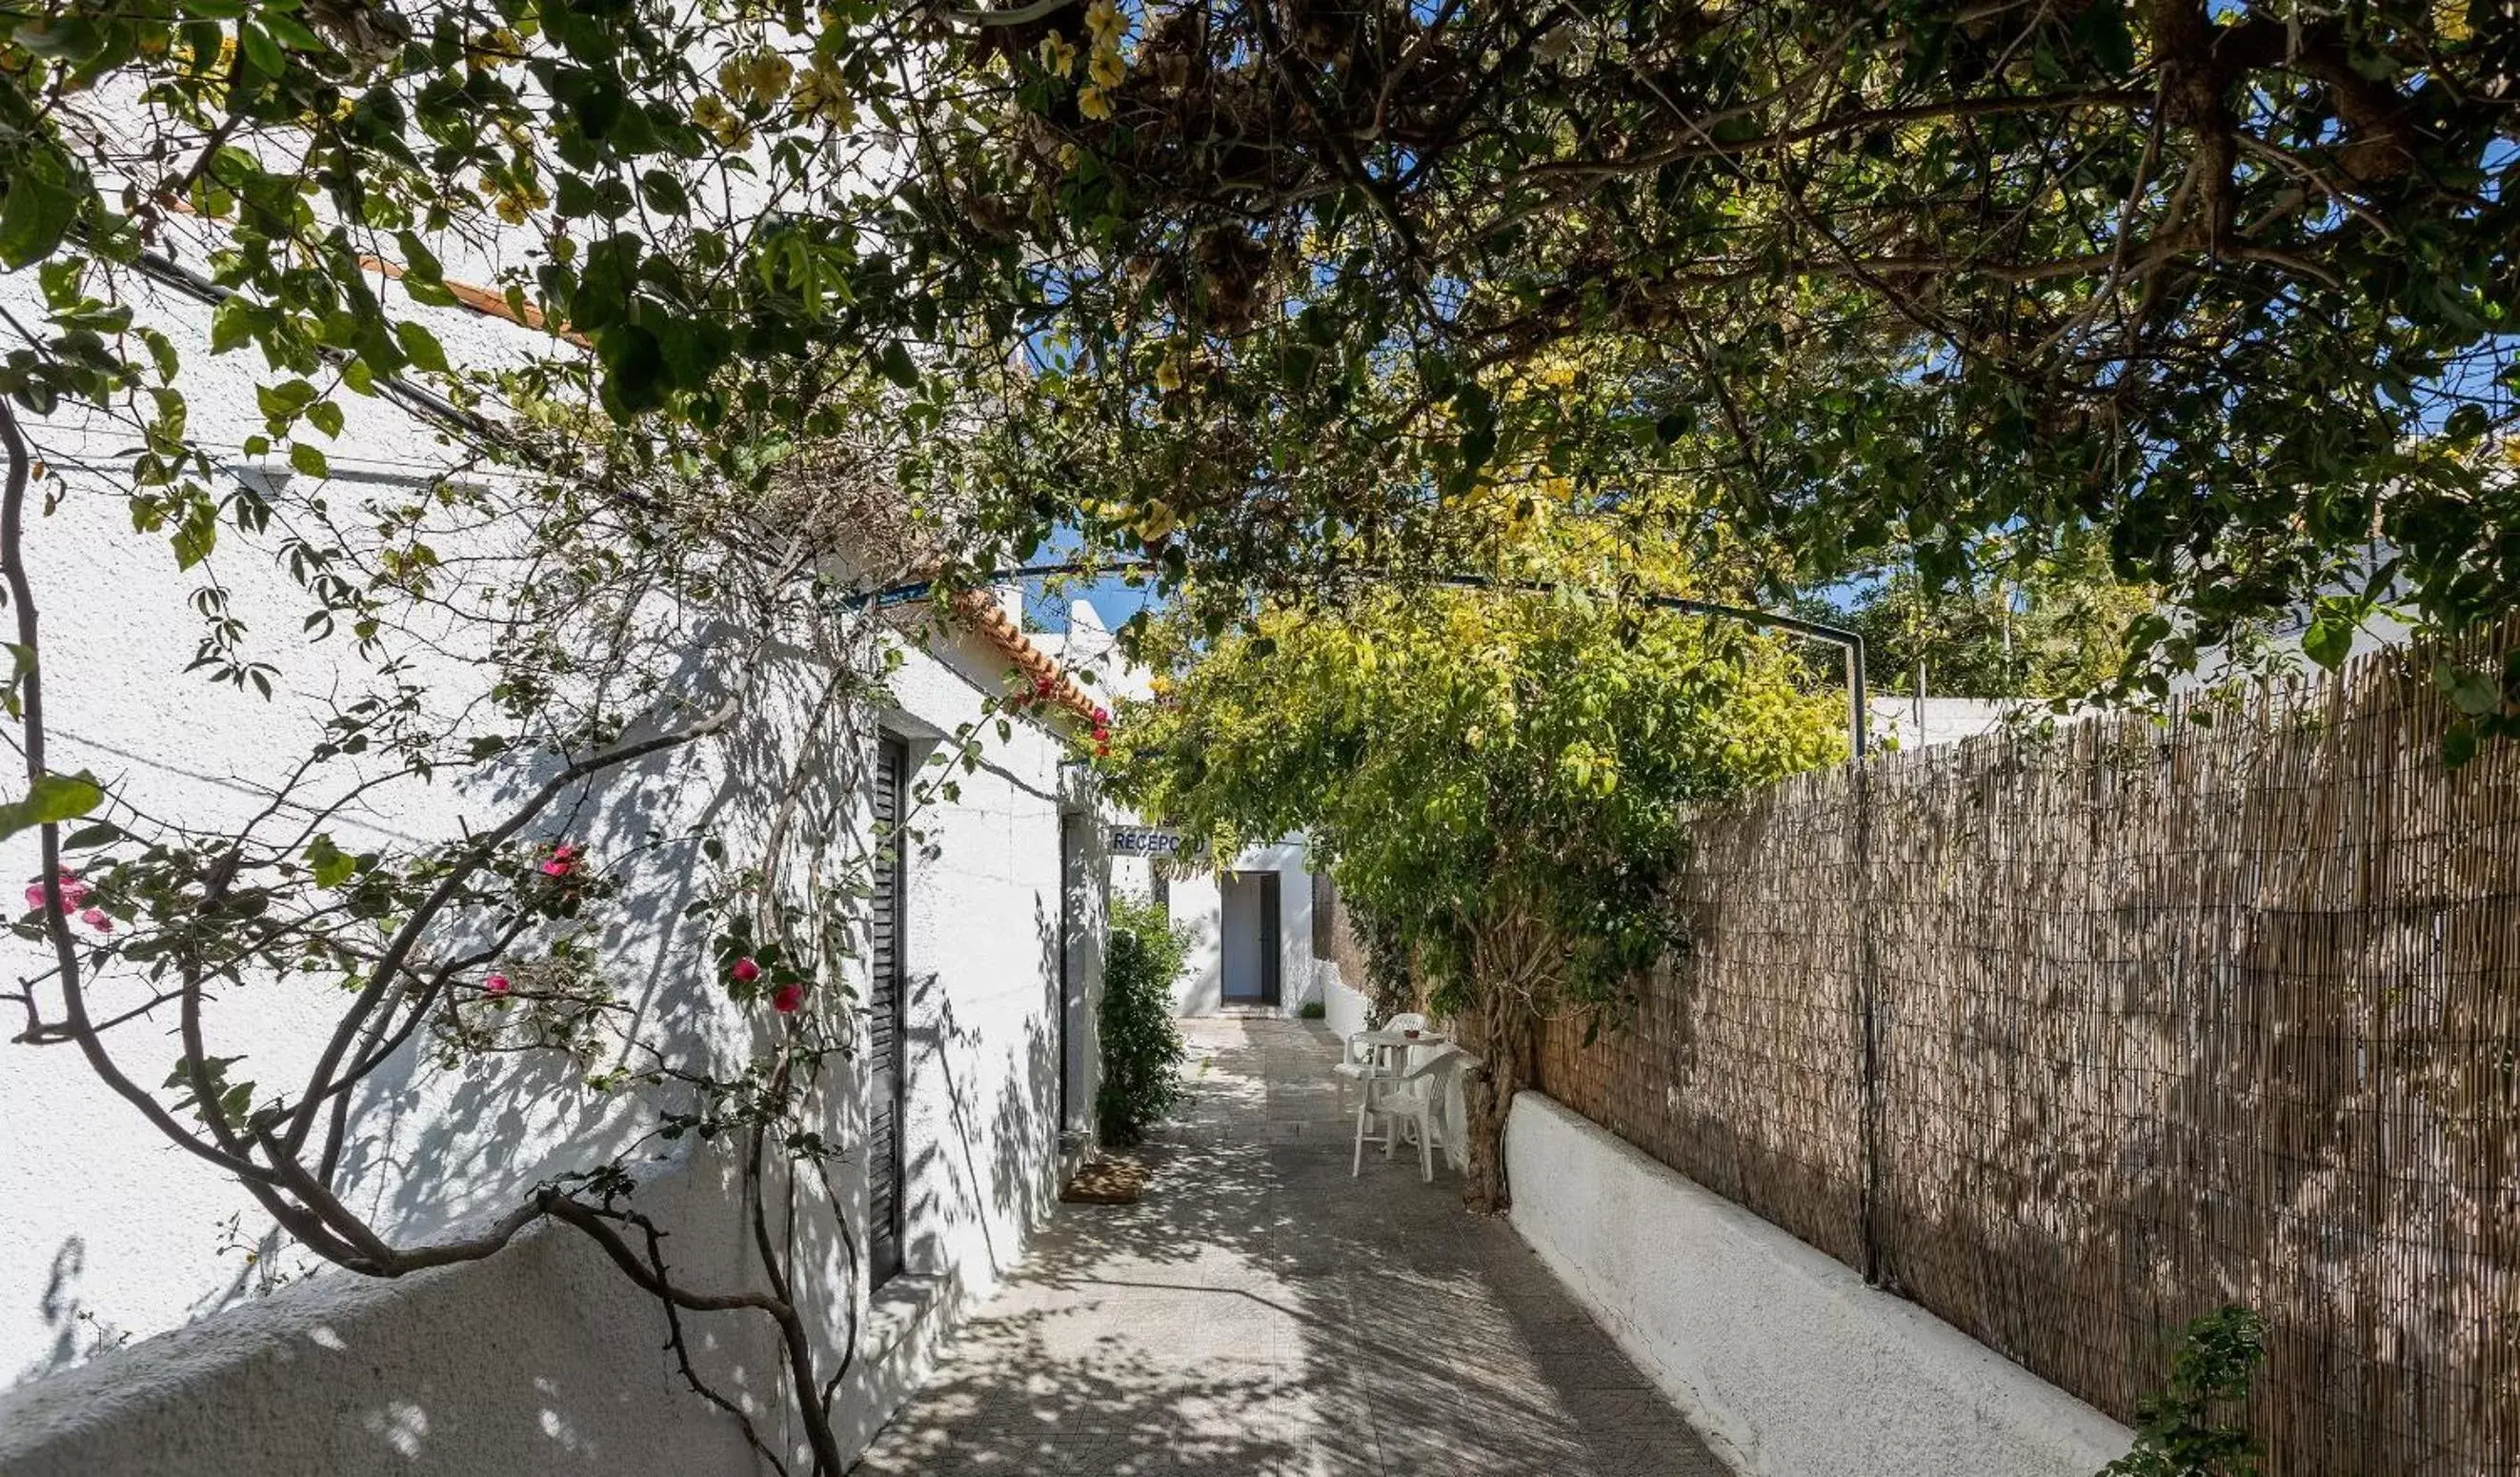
1109, 826, 1184, 857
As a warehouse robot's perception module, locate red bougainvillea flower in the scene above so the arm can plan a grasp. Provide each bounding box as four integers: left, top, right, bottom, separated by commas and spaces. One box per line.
1095, 741, 1111, 759
1034, 676, 1056, 698
771, 982, 806, 1013
1092, 725, 1110, 742
539, 843, 579, 878
1091, 706, 1109, 725
730, 957, 761, 984
484, 974, 512, 997
24, 871, 90, 913
78, 907, 111, 933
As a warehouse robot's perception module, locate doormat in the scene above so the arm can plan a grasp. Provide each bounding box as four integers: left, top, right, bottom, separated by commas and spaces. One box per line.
1060, 1157, 1149, 1204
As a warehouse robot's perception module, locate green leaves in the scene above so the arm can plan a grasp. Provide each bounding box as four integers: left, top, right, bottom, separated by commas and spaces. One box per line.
0, 772, 104, 843
164, 1055, 257, 1135
393, 321, 451, 375
0, 145, 85, 271
877, 342, 921, 391
2103, 1305, 2267, 1477
1119, 574, 1841, 1017
304, 835, 357, 889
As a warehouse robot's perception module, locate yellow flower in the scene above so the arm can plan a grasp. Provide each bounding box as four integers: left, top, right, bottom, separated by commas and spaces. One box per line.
746, 49, 793, 104
465, 28, 522, 70
788, 59, 857, 128
692, 93, 753, 150
716, 47, 792, 111
1078, 83, 1113, 119
1085, 0, 1123, 43
1088, 47, 1124, 90
1038, 32, 1078, 77
1153, 355, 1183, 393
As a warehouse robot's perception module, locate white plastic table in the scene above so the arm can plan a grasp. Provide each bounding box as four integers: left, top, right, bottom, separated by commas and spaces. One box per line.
1349, 1027, 1451, 1062
1344, 1031, 1472, 1171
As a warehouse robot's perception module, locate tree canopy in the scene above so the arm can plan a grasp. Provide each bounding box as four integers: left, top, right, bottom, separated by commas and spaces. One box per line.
1109, 573, 1842, 1203
958, 1, 2515, 702
1807, 527, 2160, 700
6, 3, 2511, 676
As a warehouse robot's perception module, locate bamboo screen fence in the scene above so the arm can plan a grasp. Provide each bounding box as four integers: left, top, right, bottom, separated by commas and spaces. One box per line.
1533, 631, 2520, 1475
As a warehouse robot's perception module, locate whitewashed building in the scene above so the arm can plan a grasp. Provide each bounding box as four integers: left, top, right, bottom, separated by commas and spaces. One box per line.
0, 248, 1107, 1473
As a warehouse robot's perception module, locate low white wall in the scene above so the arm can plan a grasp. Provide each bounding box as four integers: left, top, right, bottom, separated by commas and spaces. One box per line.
1506, 1093, 2131, 1477
1317, 960, 1370, 1041
0, 1163, 765, 1477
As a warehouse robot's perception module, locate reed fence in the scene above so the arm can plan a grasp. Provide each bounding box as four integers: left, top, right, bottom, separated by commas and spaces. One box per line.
1534, 631, 2520, 1475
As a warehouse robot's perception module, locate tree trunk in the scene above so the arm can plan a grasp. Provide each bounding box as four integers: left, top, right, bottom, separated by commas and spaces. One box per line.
1458, 997, 1535, 1214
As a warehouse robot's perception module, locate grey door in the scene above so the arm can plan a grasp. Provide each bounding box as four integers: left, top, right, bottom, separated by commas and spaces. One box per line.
868, 736, 908, 1285
1220, 871, 1281, 1005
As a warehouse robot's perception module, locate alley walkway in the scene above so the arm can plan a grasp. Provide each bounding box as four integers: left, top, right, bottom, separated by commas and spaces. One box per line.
853, 1018, 1725, 1476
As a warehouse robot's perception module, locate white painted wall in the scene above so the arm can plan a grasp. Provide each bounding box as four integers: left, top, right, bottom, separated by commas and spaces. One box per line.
1315, 960, 1370, 1041
1506, 1093, 2131, 1477
0, 268, 1097, 1473
1867, 697, 2011, 752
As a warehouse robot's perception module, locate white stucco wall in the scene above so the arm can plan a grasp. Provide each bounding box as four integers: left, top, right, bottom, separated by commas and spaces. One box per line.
1162, 840, 1312, 1017
1867, 697, 2011, 752
1315, 961, 1370, 1041
0, 270, 1097, 1472
1506, 1093, 2131, 1477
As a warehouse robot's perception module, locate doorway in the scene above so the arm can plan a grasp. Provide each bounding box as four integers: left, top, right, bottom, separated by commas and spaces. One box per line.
1056, 813, 1092, 1142
867, 735, 909, 1285
1219, 870, 1281, 1005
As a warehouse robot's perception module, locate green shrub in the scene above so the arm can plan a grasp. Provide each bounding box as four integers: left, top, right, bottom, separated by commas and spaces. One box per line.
2102, 1305, 2268, 1477
1298, 1000, 1326, 1020
1097, 893, 1191, 1144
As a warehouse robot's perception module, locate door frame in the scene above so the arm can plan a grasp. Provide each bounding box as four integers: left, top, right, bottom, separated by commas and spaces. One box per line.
1220, 868, 1282, 1006
868, 734, 910, 1285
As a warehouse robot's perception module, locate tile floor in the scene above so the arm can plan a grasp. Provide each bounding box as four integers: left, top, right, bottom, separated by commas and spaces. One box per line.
852, 1017, 1727, 1476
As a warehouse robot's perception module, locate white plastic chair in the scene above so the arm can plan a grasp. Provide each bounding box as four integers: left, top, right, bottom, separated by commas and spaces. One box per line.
1333, 1011, 1428, 1114
1351, 1043, 1467, 1183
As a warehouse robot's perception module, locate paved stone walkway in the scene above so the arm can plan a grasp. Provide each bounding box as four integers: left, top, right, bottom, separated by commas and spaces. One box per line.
853, 1017, 1726, 1475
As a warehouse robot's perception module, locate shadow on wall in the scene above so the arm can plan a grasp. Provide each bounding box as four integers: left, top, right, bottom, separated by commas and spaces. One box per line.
0, 1150, 774, 1477
908, 896, 1058, 1297
4, 622, 903, 1472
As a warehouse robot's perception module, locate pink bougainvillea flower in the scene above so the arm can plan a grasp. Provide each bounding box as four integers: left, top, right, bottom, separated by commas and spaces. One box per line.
1092, 725, 1110, 742
78, 907, 111, 933
1091, 706, 1109, 725
771, 982, 806, 1014
730, 957, 761, 984
484, 974, 512, 997
539, 843, 579, 878
25, 871, 89, 913
1034, 676, 1056, 698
